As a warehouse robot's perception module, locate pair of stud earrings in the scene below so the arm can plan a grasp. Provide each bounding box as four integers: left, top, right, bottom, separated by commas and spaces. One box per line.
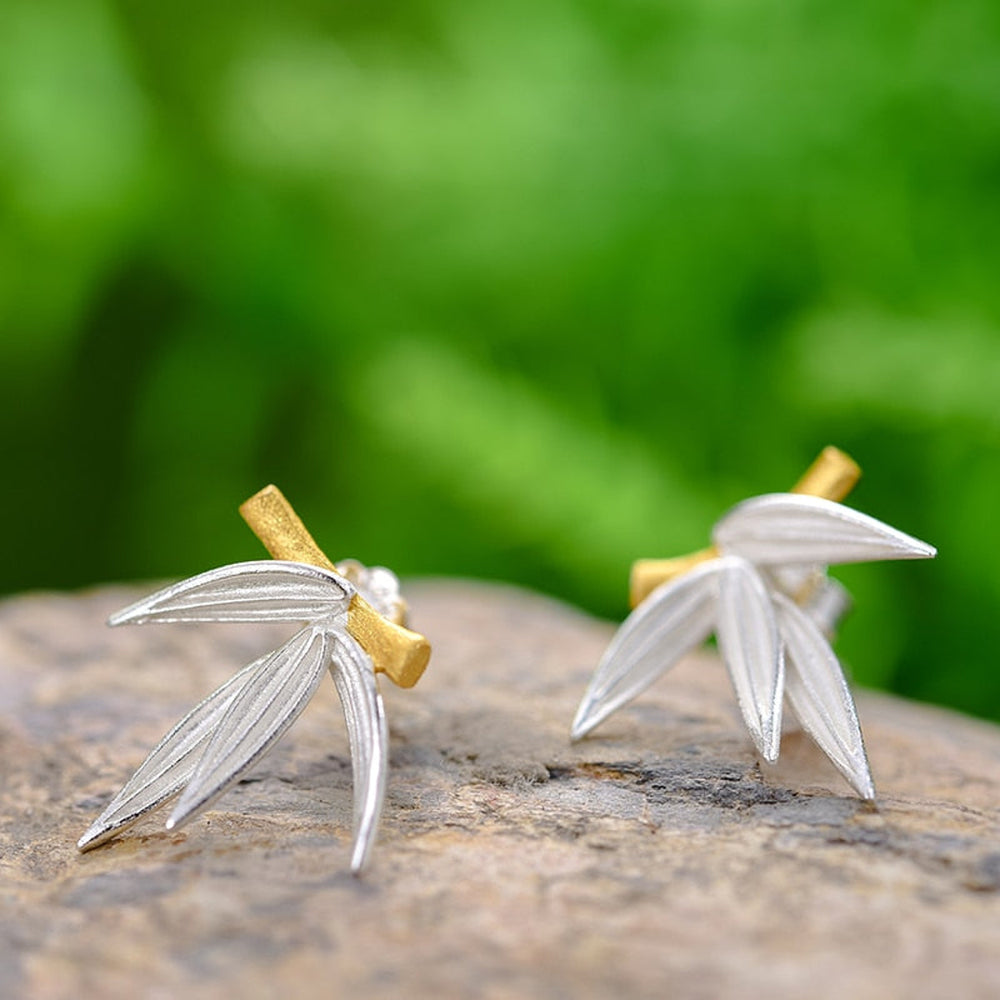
77, 447, 935, 873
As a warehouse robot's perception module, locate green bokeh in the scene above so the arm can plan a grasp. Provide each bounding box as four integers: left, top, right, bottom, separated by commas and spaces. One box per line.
2, 0, 998, 720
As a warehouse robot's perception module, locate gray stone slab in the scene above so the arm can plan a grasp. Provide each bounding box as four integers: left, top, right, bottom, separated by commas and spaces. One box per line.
1, 580, 998, 999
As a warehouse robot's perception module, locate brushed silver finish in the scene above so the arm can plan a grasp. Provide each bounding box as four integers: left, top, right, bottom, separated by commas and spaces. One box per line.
108, 560, 353, 625
572, 560, 718, 740
166, 625, 332, 831
575, 494, 935, 798
329, 632, 388, 873
80, 561, 399, 873
715, 557, 784, 763
713, 493, 937, 566
76, 654, 269, 852
774, 592, 874, 799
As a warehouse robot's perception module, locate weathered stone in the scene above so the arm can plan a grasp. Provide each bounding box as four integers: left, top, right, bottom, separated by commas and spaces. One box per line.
1, 580, 998, 999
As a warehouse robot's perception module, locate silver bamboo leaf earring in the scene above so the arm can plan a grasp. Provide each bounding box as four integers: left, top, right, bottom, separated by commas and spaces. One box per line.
78, 486, 430, 873
572, 447, 936, 799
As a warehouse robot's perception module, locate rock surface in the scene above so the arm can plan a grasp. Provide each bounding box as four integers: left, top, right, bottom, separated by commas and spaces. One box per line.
1, 580, 998, 999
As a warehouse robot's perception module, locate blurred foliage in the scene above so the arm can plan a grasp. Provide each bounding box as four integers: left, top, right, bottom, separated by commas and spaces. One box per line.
2, 0, 999, 721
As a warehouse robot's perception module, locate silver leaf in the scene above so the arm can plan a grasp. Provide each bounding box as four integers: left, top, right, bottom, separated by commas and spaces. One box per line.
714, 556, 784, 762
774, 592, 875, 799
167, 625, 331, 829
571, 560, 719, 740
328, 633, 388, 873
109, 561, 354, 625
713, 494, 936, 566
77, 654, 268, 851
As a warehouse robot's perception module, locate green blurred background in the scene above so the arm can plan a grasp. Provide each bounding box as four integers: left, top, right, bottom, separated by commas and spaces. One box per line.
2, 0, 998, 720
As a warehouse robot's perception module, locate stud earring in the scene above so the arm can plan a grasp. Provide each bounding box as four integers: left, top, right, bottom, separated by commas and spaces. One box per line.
78, 485, 430, 873
572, 447, 936, 799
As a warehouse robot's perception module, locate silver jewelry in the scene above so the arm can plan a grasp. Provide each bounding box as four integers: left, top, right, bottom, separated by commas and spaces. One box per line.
78, 485, 430, 873
574, 487, 936, 799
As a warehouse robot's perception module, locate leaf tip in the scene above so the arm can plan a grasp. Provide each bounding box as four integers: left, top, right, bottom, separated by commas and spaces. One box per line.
164, 808, 188, 832
76, 826, 103, 852
570, 696, 605, 741
849, 765, 876, 800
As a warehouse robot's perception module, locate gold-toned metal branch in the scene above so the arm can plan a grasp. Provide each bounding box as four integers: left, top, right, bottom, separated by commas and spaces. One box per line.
240, 485, 430, 689
791, 446, 861, 504
628, 446, 862, 608
239, 485, 339, 573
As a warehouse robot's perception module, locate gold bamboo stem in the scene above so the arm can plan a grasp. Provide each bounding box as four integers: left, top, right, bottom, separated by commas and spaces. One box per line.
239, 485, 430, 689
628, 446, 861, 608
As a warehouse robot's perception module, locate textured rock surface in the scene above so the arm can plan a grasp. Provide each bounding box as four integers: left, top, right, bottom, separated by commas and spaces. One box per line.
1, 580, 998, 999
